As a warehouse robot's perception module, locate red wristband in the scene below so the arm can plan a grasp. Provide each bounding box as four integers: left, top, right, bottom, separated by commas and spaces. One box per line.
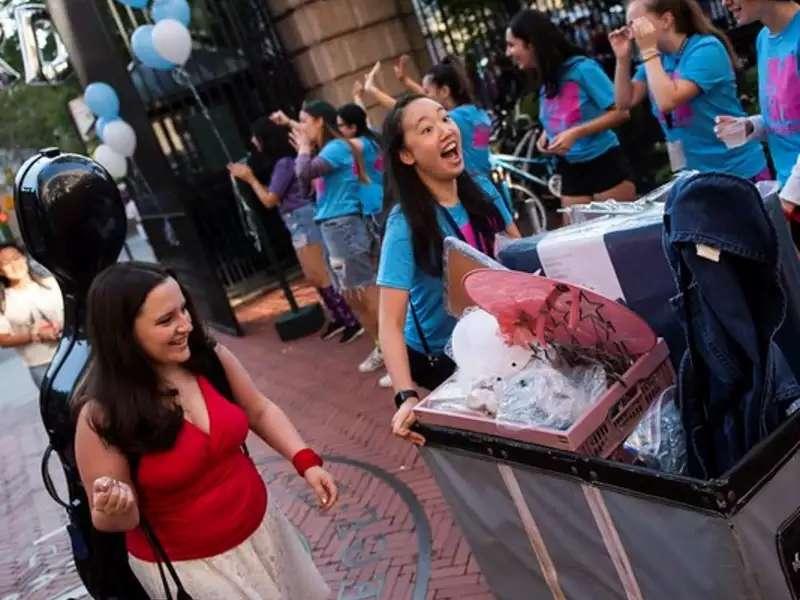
292, 448, 323, 477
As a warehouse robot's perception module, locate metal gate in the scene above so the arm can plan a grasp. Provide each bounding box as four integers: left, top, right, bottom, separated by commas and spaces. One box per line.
99, 0, 305, 298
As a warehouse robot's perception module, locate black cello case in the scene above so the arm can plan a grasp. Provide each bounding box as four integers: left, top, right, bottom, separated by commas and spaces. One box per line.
14, 148, 147, 598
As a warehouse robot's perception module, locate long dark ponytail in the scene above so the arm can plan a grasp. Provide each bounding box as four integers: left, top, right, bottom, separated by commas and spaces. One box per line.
382, 95, 504, 277
424, 55, 475, 107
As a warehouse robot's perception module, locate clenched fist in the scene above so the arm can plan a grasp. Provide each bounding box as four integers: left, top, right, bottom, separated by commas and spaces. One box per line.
92, 476, 135, 516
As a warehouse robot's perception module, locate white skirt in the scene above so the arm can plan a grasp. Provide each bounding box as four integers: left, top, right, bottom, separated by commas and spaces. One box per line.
129, 502, 330, 599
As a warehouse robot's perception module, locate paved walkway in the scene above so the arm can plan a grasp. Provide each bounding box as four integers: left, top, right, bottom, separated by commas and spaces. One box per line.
0, 283, 494, 600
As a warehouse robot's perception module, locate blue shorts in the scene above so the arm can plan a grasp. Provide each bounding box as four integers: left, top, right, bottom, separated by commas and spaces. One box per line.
282, 204, 322, 250
320, 215, 377, 290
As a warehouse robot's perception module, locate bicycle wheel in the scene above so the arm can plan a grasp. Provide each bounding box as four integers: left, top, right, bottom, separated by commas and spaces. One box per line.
513, 127, 538, 164
507, 182, 548, 235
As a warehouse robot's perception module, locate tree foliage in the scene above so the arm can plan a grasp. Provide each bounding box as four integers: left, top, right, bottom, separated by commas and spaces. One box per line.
0, 6, 83, 153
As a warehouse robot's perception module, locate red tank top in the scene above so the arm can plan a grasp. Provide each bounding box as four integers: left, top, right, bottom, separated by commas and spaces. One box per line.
126, 376, 267, 562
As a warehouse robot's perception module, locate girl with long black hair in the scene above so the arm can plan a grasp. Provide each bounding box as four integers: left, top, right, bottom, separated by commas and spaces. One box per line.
378, 95, 520, 446
363, 56, 511, 213
228, 118, 360, 342
506, 9, 637, 209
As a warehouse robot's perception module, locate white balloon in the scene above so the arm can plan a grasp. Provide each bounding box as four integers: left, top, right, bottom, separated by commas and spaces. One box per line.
152, 19, 192, 66
451, 309, 531, 387
103, 120, 137, 158
93, 144, 128, 179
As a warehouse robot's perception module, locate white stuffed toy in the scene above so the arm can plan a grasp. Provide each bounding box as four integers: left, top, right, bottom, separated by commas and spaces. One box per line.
450, 308, 532, 415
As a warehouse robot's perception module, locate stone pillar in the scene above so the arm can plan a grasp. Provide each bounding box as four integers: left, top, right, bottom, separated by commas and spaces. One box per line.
269, 0, 432, 123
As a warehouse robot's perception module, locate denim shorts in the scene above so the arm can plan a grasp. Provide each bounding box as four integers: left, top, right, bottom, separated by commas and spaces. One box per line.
282, 204, 322, 250
320, 214, 377, 290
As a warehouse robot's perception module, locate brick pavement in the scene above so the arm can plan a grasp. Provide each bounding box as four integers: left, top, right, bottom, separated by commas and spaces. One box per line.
0, 281, 495, 599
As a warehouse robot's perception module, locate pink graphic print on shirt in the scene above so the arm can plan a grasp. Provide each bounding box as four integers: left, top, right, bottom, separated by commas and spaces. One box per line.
543, 81, 582, 135
459, 221, 479, 250
373, 154, 384, 173
764, 54, 800, 133
472, 124, 491, 149
656, 70, 693, 128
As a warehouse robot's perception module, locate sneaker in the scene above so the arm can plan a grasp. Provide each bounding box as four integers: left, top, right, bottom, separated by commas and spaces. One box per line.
358, 346, 384, 373
378, 373, 392, 388
339, 325, 365, 344
321, 321, 345, 341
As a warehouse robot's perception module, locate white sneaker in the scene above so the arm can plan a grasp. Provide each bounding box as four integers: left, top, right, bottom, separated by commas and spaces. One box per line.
358, 346, 384, 373
378, 373, 392, 388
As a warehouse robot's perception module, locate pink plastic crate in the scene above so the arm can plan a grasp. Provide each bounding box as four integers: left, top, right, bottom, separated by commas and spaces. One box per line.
413, 338, 675, 458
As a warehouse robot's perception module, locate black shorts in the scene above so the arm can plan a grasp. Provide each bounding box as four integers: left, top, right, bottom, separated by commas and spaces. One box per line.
557, 146, 633, 197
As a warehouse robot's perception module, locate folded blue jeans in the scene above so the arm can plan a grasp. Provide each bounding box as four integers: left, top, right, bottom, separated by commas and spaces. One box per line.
664, 173, 800, 478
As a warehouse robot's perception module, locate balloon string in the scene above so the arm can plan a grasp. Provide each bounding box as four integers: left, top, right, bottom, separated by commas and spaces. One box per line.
173, 67, 234, 163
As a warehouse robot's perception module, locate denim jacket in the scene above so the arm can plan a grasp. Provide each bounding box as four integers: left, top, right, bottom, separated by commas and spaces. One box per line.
663, 173, 800, 479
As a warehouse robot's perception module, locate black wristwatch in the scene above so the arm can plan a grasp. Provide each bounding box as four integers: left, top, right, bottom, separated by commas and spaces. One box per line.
394, 389, 420, 409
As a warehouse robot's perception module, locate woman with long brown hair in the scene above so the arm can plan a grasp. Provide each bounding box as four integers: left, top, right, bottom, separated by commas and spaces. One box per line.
610, 0, 769, 178
73, 262, 336, 598
505, 10, 637, 209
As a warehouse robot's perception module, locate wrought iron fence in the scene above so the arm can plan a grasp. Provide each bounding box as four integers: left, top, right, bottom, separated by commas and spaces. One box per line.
98, 0, 304, 298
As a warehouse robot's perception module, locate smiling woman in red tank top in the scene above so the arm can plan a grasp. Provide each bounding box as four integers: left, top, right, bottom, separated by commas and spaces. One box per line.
72, 262, 336, 599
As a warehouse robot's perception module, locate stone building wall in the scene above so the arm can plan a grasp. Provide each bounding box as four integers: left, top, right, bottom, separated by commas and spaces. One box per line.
268, 0, 432, 122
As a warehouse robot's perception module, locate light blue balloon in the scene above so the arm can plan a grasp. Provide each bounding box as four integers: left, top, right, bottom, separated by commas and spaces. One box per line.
84, 82, 119, 119
131, 25, 176, 70
151, 0, 191, 26
115, 0, 149, 8
95, 116, 119, 141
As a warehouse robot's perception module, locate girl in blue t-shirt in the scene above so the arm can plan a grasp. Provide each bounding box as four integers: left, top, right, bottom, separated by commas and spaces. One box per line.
505, 9, 637, 210
334, 102, 389, 378
610, 0, 769, 179
293, 101, 381, 366
377, 95, 520, 446
362, 56, 511, 214
716, 0, 800, 234
336, 103, 385, 223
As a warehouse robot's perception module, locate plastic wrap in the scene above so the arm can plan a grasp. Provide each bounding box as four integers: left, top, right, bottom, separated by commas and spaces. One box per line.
422, 376, 503, 417
624, 386, 687, 474
496, 357, 607, 431
560, 171, 696, 223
